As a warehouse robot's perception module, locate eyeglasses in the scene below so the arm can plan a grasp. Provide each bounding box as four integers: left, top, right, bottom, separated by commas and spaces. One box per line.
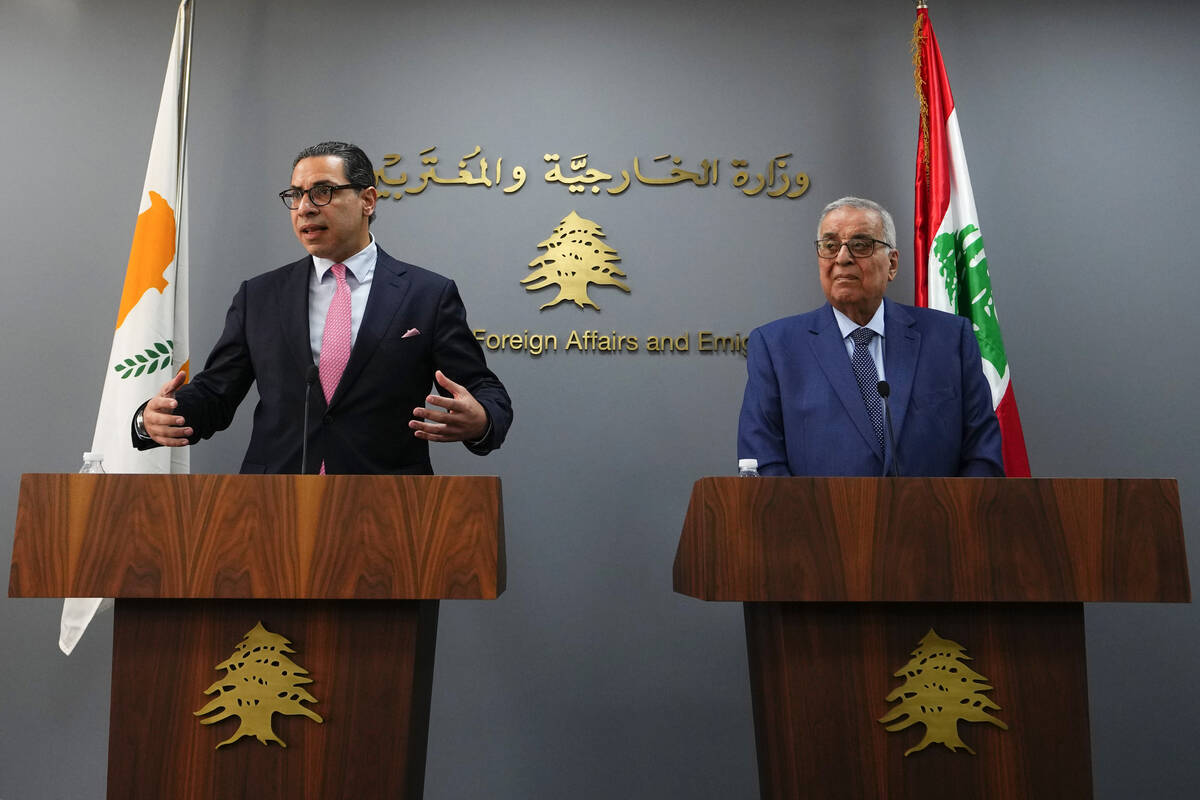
814, 237, 892, 259
278, 183, 365, 209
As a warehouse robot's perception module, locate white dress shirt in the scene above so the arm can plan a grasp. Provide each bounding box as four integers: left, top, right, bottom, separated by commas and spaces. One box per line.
832, 301, 886, 381
308, 236, 377, 366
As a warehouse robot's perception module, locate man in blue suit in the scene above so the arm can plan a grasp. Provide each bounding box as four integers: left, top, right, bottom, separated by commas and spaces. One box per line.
133, 141, 511, 474
737, 196, 1002, 477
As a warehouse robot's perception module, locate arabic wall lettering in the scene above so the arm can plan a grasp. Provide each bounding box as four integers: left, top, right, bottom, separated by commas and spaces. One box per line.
374, 147, 809, 200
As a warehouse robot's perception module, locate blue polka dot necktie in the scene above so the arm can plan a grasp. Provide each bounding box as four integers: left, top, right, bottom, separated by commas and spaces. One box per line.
850, 327, 885, 457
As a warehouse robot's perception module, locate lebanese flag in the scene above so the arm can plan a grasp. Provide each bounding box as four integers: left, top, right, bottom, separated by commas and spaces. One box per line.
60, 0, 194, 654
912, 5, 1030, 477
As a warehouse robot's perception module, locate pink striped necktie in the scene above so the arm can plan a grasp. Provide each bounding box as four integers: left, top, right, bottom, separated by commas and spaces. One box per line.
318, 263, 352, 474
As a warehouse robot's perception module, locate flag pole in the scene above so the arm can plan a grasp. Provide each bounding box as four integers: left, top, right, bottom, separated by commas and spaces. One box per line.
176, 0, 193, 244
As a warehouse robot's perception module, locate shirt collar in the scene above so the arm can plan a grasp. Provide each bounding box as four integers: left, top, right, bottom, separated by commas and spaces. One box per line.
832, 300, 886, 341
312, 234, 377, 283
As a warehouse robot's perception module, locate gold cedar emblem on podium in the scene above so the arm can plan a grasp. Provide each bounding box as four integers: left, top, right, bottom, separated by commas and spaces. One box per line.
522, 211, 629, 310
195, 621, 324, 748
878, 629, 1008, 756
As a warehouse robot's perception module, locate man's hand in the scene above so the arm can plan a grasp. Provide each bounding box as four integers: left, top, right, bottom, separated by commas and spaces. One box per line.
409, 370, 489, 443
143, 370, 193, 447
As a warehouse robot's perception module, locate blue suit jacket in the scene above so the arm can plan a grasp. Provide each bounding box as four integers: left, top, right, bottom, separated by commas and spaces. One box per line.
134, 247, 512, 474
737, 299, 1002, 477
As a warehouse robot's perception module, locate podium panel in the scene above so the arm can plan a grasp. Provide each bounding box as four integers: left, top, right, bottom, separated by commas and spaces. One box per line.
745, 602, 1091, 800
109, 599, 438, 800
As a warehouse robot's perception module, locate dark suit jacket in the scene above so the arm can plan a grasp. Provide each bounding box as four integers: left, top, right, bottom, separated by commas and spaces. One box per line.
135, 247, 512, 474
737, 299, 1002, 477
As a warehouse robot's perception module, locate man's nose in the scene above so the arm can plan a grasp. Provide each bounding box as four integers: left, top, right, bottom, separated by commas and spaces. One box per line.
835, 242, 856, 264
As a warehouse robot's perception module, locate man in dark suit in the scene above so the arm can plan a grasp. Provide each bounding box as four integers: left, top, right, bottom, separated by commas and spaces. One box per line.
737, 196, 1002, 477
134, 141, 511, 474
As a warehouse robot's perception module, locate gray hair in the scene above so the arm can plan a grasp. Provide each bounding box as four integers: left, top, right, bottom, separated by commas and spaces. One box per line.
292, 141, 377, 224
819, 196, 896, 249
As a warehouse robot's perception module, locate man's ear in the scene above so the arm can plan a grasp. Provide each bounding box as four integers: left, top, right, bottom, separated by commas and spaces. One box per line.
360, 185, 378, 217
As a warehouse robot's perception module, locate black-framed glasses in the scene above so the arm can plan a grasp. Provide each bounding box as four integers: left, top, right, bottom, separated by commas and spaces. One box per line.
278, 183, 366, 209
814, 237, 892, 259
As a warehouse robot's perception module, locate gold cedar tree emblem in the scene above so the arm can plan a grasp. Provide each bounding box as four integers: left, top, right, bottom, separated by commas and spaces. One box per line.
195, 621, 324, 748
878, 629, 1008, 756
522, 210, 629, 310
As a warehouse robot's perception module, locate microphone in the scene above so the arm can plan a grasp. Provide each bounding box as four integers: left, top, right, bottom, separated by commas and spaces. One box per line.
300, 365, 319, 474
877, 380, 902, 477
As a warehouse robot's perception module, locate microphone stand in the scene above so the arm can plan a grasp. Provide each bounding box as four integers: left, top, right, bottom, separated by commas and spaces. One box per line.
878, 380, 903, 477
300, 365, 319, 474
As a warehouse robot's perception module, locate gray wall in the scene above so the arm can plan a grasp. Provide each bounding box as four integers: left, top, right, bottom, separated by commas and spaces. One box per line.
3, 0, 1198, 797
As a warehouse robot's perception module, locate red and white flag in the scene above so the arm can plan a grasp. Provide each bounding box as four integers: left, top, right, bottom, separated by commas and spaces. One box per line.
60, 0, 194, 654
912, 3, 1030, 476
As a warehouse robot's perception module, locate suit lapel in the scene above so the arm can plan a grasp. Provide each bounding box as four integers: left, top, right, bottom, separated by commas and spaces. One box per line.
328, 248, 411, 407
280, 257, 317, 376
808, 304, 881, 459
882, 299, 920, 446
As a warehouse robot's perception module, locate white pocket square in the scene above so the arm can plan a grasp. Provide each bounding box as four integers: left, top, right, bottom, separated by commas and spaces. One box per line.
402, 328, 421, 338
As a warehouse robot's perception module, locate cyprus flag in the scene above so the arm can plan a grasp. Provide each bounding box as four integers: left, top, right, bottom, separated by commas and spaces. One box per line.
60, 0, 193, 654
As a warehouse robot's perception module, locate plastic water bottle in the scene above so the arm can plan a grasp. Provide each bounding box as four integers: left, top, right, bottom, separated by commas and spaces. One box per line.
737, 458, 759, 477
79, 452, 106, 474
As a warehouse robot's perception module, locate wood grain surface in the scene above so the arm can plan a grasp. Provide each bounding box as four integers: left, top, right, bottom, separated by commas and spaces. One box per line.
107, 598, 438, 800
744, 602, 1093, 800
9, 474, 504, 599
674, 477, 1189, 602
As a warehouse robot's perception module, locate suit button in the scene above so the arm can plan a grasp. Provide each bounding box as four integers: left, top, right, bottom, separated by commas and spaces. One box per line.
324, 415, 333, 425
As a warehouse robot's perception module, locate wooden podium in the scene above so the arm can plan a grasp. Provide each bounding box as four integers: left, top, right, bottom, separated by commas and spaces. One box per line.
9, 473, 505, 800
673, 477, 1189, 800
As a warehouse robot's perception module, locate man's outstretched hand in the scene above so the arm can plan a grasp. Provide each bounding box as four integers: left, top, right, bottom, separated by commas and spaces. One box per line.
409, 370, 489, 443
